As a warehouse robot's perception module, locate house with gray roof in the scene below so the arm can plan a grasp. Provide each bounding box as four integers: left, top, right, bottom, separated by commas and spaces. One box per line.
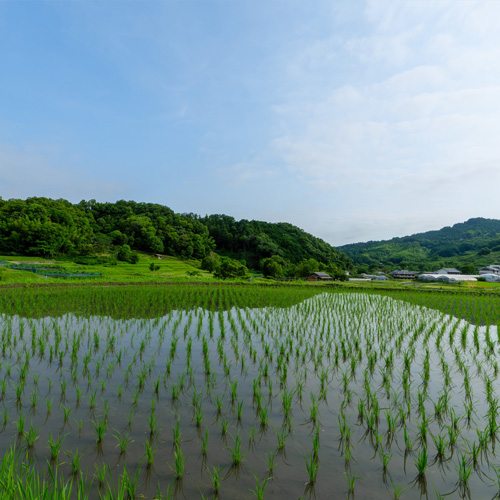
479, 265, 500, 275
306, 272, 333, 281
435, 268, 461, 275
390, 270, 419, 279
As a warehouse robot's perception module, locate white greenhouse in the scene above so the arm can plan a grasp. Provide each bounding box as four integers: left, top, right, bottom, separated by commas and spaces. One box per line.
418, 274, 478, 282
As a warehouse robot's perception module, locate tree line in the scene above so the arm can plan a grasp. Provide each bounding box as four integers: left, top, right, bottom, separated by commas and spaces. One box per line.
0, 197, 351, 276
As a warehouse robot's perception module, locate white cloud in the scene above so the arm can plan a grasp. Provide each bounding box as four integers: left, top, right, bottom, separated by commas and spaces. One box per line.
250, 0, 500, 244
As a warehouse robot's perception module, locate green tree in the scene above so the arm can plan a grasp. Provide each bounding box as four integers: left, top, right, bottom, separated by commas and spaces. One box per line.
260, 256, 285, 278
129, 252, 140, 264
0, 197, 93, 257
295, 258, 320, 278
149, 262, 160, 275
213, 258, 248, 280
460, 263, 477, 275
116, 244, 132, 262
201, 254, 218, 272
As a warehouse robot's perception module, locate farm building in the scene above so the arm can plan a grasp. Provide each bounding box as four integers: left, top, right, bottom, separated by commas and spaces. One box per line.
435, 268, 461, 275
479, 265, 500, 275
390, 270, 419, 279
306, 272, 333, 281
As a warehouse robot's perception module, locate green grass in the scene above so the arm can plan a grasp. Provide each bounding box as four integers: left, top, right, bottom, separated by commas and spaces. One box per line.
0, 253, 216, 284
0, 446, 86, 499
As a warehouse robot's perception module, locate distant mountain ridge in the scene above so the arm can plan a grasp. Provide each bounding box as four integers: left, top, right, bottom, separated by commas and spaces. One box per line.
338, 217, 500, 271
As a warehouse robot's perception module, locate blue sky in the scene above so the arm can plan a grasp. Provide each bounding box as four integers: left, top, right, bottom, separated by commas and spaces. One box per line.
1, 0, 500, 245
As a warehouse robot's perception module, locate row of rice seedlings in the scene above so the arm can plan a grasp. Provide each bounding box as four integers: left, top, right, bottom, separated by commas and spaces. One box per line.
0, 289, 499, 498
0, 284, 326, 320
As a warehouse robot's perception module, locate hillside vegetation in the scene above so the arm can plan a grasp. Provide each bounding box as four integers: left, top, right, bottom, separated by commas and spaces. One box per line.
339, 217, 500, 272
0, 197, 350, 275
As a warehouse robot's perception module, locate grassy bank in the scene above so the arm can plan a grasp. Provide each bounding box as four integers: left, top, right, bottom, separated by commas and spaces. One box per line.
0, 254, 225, 285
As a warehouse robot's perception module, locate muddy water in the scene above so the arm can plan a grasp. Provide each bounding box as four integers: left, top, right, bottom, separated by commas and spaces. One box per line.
0, 292, 498, 499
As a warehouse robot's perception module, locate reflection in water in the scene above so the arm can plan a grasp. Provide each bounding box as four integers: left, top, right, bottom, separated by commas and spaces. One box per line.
0, 292, 498, 498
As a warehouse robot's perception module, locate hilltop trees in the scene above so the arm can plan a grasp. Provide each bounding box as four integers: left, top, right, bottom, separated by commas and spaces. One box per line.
201, 214, 351, 270
0, 197, 93, 257
78, 200, 215, 259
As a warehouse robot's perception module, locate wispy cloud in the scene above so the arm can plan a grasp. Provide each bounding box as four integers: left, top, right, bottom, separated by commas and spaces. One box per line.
2, 0, 500, 247
245, 1, 500, 244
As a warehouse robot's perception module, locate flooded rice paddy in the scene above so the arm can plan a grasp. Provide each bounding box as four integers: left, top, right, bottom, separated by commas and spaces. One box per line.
0, 287, 500, 499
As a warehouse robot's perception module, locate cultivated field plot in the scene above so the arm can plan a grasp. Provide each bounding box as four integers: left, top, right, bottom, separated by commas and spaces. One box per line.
0, 287, 500, 499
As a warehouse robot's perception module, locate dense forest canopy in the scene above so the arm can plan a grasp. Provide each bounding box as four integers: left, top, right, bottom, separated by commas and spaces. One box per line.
0, 197, 350, 273
199, 214, 351, 269
77, 199, 215, 259
0, 197, 93, 257
339, 218, 500, 272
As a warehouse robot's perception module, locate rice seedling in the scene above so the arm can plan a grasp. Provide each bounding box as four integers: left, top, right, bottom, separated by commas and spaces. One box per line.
345, 471, 361, 494
89, 389, 97, 409
201, 428, 209, 455
228, 431, 247, 465
309, 393, 319, 423
29, 388, 38, 409
249, 473, 270, 499
207, 465, 224, 494
304, 451, 319, 484
65, 448, 81, 475
265, 451, 278, 475
432, 433, 448, 459
24, 423, 39, 448
15, 411, 25, 436
171, 383, 180, 400
48, 432, 66, 461
389, 479, 407, 499
215, 394, 224, 414
259, 406, 269, 427
113, 430, 130, 454
94, 463, 108, 486
236, 399, 244, 420
2, 408, 8, 427
145, 440, 156, 468
171, 444, 186, 479
193, 407, 204, 428
379, 448, 392, 471
93, 418, 107, 443
455, 453, 473, 489
415, 446, 428, 477
172, 417, 181, 447
60, 378, 67, 398
61, 404, 72, 423
249, 426, 256, 445
149, 410, 157, 435
274, 426, 287, 450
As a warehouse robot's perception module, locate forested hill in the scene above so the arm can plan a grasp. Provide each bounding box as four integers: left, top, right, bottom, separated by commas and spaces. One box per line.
0, 197, 350, 271
339, 217, 500, 271
200, 214, 351, 269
